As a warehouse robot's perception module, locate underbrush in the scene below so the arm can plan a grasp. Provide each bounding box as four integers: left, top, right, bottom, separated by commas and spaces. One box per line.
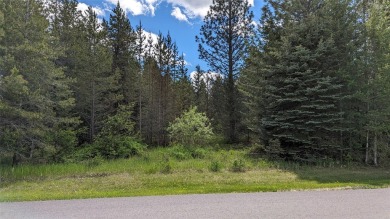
1, 146, 389, 201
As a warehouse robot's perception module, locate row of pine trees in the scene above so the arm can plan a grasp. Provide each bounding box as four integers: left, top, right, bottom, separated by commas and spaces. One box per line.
240, 0, 390, 165
1, 0, 389, 165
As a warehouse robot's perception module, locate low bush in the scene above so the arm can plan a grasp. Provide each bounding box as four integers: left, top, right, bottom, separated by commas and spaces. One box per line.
167, 106, 214, 146
96, 136, 146, 159
69, 144, 100, 162
209, 160, 221, 172
168, 145, 191, 160
70, 137, 146, 161
83, 155, 104, 168
191, 148, 207, 159
231, 159, 246, 172
160, 158, 173, 174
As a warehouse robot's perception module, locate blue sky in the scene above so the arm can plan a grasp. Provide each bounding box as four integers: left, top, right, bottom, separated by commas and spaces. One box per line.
78, 0, 265, 74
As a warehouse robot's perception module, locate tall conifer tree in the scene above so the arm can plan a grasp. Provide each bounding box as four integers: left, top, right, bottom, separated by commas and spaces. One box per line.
196, 0, 254, 143
260, 0, 356, 161
104, 2, 138, 104
0, 0, 78, 162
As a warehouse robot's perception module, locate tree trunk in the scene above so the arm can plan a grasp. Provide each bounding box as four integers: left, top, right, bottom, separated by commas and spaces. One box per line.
139, 71, 142, 138
227, 0, 236, 143
90, 81, 95, 142
365, 130, 369, 164
373, 131, 378, 166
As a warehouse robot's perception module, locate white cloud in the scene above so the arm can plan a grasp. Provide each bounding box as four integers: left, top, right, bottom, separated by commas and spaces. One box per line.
171, 7, 190, 23
167, 0, 254, 19
145, 0, 159, 15
190, 70, 222, 90
106, 0, 146, 16
104, 0, 254, 20
105, 0, 159, 16
167, 0, 211, 18
143, 30, 159, 45
77, 3, 105, 17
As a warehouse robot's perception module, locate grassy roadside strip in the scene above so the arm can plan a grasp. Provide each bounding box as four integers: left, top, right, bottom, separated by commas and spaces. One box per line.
1, 147, 389, 202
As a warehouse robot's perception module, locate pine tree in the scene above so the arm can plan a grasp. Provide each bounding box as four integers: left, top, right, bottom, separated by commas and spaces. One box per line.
0, 0, 78, 162
239, 45, 265, 143
363, 0, 390, 165
209, 75, 226, 135
135, 21, 146, 135
104, 2, 138, 104
48, 0, 82, 78
260, 0, 356, 161
72, 7, 115, 143
141, 57, 161, 144
196, 0, 254, 143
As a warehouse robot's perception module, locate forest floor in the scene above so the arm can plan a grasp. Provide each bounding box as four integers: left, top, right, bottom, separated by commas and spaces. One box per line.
1, 146, 389, 202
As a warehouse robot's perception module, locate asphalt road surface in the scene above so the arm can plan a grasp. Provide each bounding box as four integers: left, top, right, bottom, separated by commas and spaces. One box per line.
1, 188, 389, 219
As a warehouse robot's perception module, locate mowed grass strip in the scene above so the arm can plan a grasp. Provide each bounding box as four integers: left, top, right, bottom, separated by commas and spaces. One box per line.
1, 148, 389, 202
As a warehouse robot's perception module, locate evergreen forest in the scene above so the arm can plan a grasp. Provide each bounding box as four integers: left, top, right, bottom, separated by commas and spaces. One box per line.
1, 0, 390, 166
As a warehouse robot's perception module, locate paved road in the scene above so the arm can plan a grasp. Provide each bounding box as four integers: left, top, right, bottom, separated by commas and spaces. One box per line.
1, 188, 389, 219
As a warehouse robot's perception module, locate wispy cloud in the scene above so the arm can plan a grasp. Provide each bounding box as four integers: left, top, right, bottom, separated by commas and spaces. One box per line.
105, 0, 156, 16
171, 7, 190, 23
167, 0, 254, 18
103, 0, 255, 21
77, 3, 105, 16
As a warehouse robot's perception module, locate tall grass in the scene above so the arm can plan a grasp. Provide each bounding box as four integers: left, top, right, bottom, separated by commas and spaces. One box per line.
1, 146, 389, 202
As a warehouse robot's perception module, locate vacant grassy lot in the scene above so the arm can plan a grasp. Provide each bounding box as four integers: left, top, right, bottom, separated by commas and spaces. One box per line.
1, 146, 389, 202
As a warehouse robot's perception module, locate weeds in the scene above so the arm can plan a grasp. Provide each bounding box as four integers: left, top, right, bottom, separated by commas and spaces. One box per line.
160, 156, 173, 174
1, 147, 389, 202
231, 159, 246, 172
209, 160, 221, 172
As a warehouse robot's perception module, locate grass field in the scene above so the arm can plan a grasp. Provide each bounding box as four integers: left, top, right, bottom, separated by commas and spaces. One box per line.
1, 146, 389, 202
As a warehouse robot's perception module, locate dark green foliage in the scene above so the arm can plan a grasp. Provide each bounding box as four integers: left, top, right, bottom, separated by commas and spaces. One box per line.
238, 0, 390, 165
94, 136, 146, 159
0, 0, 78, 163
104, 2, 138, 105
209, 75, 226, 135
196, 0, 254, 143
239, 46, 266, 143
0, 0, 389, 166
93, 104, 146, 159
254, 0, 356, 161
70, 143, 101, 162
71, 137, 146, 161
72, 6, 115, 142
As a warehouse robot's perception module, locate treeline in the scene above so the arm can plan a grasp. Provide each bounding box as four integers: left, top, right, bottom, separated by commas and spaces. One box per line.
240, 0, 390, 165
0, 0, 222, 163
0, 0, 389, 166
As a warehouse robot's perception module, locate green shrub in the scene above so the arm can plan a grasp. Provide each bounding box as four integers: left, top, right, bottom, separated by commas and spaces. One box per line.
168, 145, 191, 160
83, 103, 146, 160
231, 159, 246, 172
160, 158, 172, 174
70, 137, 146, 161
209, 160, 221, 172
167, 106, 214, 146
191, 148, 207, 159
95, 136, 146, 159
83, 155, 103, 168
69, 144, 100, 162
